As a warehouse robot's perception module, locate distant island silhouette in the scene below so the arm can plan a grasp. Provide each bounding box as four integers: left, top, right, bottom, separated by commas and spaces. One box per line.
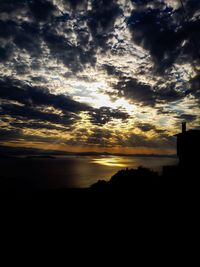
0, 145, 176, 159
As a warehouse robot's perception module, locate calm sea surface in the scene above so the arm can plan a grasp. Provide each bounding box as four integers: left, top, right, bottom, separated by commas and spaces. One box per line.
0, 156, 178, 190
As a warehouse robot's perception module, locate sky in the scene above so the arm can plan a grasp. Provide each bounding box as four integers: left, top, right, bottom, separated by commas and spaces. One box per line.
0, 0, 200, 155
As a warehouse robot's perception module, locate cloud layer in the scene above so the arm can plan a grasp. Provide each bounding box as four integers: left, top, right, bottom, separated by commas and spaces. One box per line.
0, 0, 199, 154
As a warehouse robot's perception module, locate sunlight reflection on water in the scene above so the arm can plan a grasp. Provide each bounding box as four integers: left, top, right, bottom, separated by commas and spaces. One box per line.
91, 157, 128, 167
0, 156, 178, 189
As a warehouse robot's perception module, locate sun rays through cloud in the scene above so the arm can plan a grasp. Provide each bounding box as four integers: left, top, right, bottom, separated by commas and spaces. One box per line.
0, 0, 200, 155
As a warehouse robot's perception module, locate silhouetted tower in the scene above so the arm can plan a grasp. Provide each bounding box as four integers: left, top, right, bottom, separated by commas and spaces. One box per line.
182, 122, 186, 133
176, 123, 200, 168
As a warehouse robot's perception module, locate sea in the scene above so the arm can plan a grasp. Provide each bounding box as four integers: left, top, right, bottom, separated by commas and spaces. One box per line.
0, 155, 178, 191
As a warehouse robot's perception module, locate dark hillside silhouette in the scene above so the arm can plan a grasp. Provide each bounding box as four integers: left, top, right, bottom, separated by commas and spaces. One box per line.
91, 123, 200, 191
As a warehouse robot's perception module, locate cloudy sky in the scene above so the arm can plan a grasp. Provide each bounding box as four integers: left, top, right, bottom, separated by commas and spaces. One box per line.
0, 0, 199, 155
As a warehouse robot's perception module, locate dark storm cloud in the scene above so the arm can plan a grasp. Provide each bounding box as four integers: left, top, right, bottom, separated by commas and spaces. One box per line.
28, 0, 56, 21
0, 20, 17, 39
0, 128, 60, 144
136, 123, 165, 133
0, 1, 96, 73
1, 0, 199, 74
115, 77, 156, 106
179, 114, 197, 122
128, 0, 200, 72
0, 78, 91, 114
0, 46, 10, 62
136, 123, 169, 135
184, 0, 200, 17
114, 76, 185, 106
119, 132, 176, 149
37, 2, 97, 72
89, 0, 121, 30
10, 121, 67, 131
20, 134, 61, 143
155, 84, 184, 103
137, 123, 155, 132
43, 31, 96, 72
0, 19, 42, 59
14, 22, 42, 56
0, 17, 14, 39
0, 78, 91, 132
0, 0, 122, 73
0, 0, 27, 14
86, 128, 112, 145
87, 0, 122, 49
0, 103, 78, 126
189, 72, 200, 101
30, 76, 48, 83
90, 106, 129, 125
14, 63, 30, 75
0, 20, 17, 61
102, 64, 124, 76
64, 0, 88, 10
0, 78, 129, 133
0, 128, 22, 141
67, 126, 124, 147
0, 2, 42, 46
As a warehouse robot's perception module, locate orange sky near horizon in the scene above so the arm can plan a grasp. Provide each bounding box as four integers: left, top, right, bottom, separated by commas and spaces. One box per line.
1, 140, 176, 155
0, 0, 199, 156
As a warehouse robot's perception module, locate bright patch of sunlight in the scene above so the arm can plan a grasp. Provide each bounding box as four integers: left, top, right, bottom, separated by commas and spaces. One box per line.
92, 157, 128, 167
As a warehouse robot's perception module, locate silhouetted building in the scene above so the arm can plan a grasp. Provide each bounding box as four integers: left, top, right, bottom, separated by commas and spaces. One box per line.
175, 123, 200, 167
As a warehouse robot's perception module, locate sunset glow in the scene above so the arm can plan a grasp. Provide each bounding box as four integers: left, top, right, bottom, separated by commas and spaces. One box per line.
0, 0, 199, 155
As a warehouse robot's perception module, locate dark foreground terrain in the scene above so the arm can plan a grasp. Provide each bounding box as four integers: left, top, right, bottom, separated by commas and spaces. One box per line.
2, 163, 199, 259
1, 164, 199, 207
